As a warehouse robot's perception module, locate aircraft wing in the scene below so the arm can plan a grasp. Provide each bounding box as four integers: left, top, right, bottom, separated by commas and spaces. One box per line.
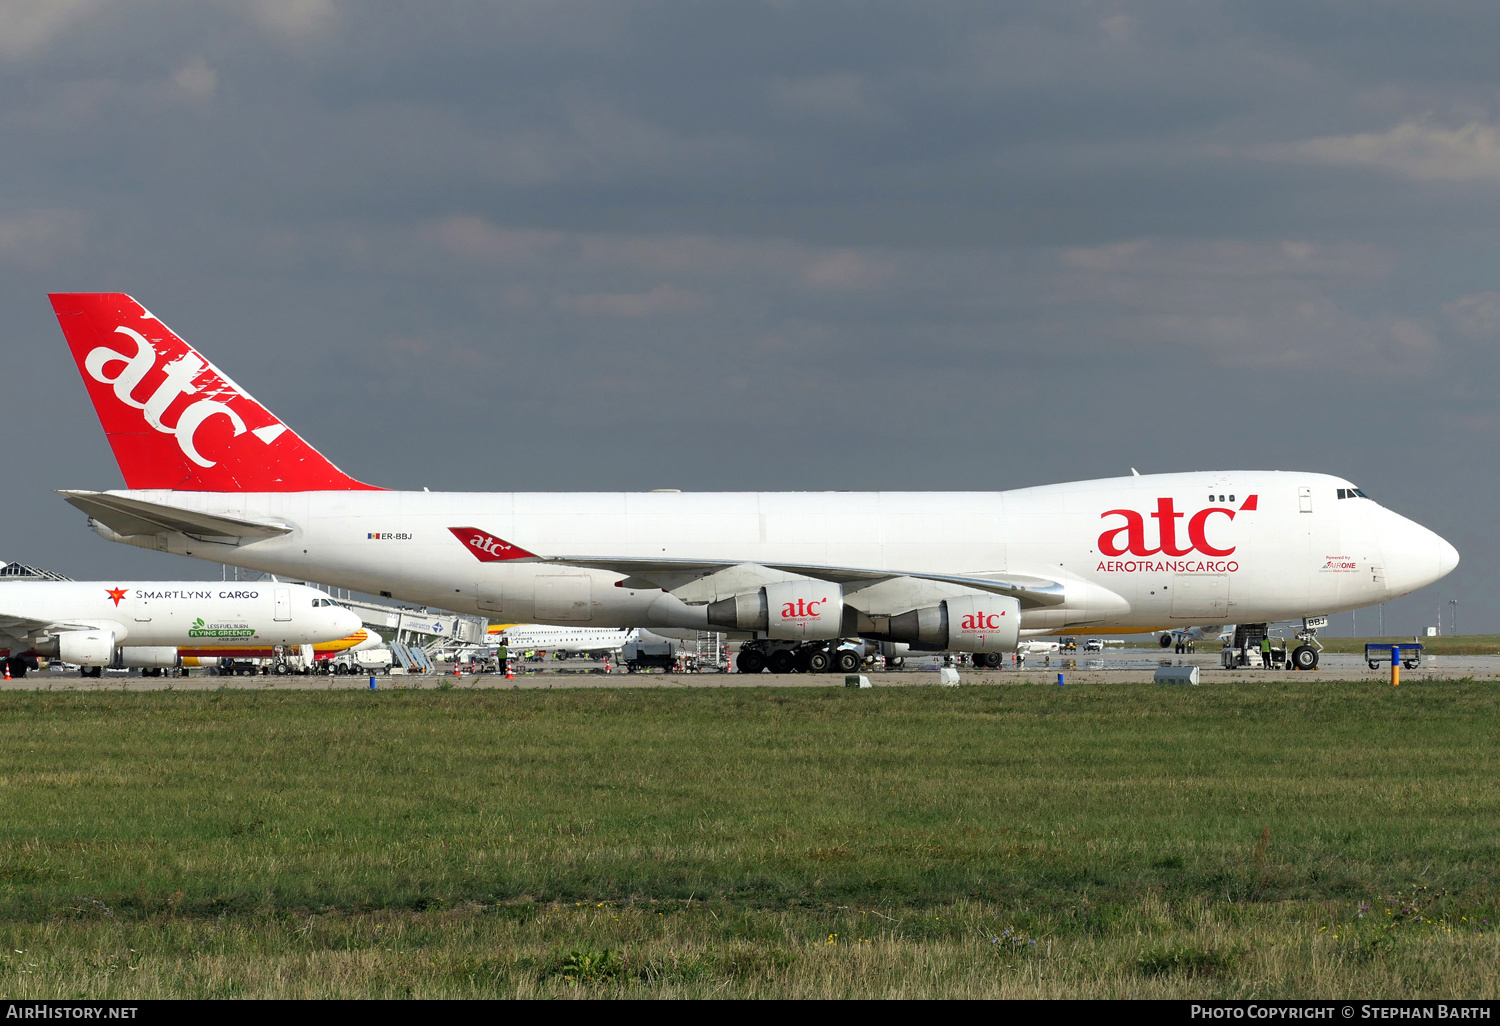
58, 491, 293, 542
0, 612, 114, 638
540, 555, 1068, 608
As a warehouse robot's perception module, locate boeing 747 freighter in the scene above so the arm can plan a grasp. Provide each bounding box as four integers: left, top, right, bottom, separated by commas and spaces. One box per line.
48, 293, 1457, 672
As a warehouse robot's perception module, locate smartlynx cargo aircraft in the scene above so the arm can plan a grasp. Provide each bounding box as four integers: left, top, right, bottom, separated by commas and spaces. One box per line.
49, 294, 1458, 673
0, 569, 361, 678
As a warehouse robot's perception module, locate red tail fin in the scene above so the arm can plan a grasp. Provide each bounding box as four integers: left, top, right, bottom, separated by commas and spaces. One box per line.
50, 293, 379, 491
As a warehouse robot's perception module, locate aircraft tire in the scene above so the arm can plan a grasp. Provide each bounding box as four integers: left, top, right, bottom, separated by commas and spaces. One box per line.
736, 650, 766, 674
1292, 645, 1319, 671
769, 649, 797, 674
888, 656, 905, 670
833, 649, 861, 673
806, 649, 831, 673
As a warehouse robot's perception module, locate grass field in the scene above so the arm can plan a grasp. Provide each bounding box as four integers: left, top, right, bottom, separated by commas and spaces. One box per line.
1, 682, 1497, 998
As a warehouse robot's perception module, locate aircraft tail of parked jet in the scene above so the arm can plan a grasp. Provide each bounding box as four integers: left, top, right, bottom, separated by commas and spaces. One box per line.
49, 292, 377, 492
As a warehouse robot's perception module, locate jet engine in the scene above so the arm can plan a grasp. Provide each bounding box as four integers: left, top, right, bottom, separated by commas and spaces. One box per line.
36, 629, 118, 666
115, 646, 180, 669
707, 580, 843, 640
880, 595, 1021, 653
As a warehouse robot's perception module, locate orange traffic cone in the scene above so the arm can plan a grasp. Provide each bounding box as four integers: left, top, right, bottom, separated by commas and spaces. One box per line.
505, 664, 514, 680
3, 663, 9, 681
604, 658, 610, 674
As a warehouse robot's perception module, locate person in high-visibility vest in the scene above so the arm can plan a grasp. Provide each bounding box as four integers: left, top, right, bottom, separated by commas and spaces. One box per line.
1259, 636, 1272, 668
495, 639, 509, 676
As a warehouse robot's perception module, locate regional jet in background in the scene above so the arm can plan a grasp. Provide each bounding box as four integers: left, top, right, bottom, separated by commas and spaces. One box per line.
1157, 624, 1234, 650
48, 294, 1459, 673
0, 561, 361, 677
487, 623, 638, 658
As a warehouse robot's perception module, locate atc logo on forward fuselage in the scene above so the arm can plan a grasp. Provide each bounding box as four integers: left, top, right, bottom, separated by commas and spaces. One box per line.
449, 527, 538, 562
1098, 496, 1257, 558
1095, 496, 1257, 573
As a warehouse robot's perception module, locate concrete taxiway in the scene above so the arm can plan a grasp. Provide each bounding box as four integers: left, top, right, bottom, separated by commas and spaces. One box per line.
3, 649, 1496, 690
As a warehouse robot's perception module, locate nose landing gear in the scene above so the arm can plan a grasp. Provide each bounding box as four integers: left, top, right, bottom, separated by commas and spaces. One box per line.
1289, 616, 1326, 671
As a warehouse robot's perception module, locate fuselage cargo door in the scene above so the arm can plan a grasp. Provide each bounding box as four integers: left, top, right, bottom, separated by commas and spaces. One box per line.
1170, 574, 1229, 619
476, 582, 504, 614
274, 588, 291, 621
134, 594, 151, 622
535, 575, 593, 622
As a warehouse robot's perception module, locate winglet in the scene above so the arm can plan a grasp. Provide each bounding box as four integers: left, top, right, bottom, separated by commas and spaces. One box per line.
50, 293, 380, 491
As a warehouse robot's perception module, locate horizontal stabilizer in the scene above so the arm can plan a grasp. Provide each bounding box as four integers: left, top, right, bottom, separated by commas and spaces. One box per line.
59, 490, 293, 542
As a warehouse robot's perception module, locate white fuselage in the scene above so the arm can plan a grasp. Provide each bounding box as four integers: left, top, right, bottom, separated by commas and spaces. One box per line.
84, 470, 1457, 635
0, 581, 362, 656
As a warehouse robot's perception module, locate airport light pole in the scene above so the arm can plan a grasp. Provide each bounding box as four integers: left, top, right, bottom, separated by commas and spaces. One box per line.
1449, 599, 1458, 637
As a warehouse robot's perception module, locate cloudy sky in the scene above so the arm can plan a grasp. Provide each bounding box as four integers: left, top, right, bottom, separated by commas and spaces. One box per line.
2, 0, 1495, 636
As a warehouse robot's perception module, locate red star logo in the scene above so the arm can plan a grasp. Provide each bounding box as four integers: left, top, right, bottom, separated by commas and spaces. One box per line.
106, 587, 127, 607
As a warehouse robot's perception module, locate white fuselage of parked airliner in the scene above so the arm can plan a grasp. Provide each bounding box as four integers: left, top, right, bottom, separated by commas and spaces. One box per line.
0, 581, 362, 659
77, 470, 1457, 635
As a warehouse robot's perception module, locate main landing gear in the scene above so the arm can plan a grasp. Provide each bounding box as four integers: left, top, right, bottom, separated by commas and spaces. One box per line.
736, 640, 867, 674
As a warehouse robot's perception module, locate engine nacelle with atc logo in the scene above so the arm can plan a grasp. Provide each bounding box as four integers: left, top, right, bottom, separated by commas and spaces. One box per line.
706, 580, 844, 640
765, 581, 842, 640
943, 595, 1020, 653
885, 595, 1021, 652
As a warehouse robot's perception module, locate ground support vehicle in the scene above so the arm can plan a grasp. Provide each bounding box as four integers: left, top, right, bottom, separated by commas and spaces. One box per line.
213, 659, 263, 677
1366, 642, 1423, 670
1221, 620, 1321, 670
327, 647, 395, 675
622, 639, 677, 672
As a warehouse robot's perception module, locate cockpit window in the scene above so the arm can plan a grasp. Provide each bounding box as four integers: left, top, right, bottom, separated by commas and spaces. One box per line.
312, 598, 346, 608
1337, 487, 1371, 500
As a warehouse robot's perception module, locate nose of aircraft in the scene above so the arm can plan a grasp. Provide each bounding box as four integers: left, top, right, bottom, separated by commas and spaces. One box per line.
333, 607, 363, 637
1438, 535, 1460, 578
1381, 509, 1459, 597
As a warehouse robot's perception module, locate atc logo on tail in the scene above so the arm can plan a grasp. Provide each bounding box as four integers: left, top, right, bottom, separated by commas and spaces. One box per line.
50, 293, 377, 491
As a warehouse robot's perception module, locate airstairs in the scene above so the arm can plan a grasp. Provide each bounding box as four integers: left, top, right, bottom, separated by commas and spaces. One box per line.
222, 568, 488, 676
